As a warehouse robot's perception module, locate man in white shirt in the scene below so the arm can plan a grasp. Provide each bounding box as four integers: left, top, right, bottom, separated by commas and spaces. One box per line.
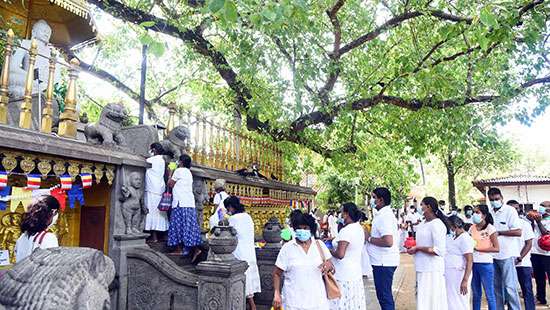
365, 187, 399, 310
209, 179, 228, 230
405, 206, 421, 237
488, 187, 522, 310
530, 200, 550, 305
508, 200, 536, 310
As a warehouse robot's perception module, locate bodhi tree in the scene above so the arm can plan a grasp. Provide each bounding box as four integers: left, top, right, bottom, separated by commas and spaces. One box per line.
78, 0, 550, 163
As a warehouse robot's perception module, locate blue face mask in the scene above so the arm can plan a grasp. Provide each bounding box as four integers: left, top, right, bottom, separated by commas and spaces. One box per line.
491, 201, 503, 209
295, 229, 311, 242
472, 214, 482, 224
538, 206, 547, 214
370, 198, 376, 209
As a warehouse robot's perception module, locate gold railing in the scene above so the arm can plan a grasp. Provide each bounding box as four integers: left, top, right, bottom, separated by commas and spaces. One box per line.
0, 29, 80, 137
167, 106, 285, 180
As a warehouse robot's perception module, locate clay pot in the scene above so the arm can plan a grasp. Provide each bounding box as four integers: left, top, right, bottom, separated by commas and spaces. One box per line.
209, 226, 238, 255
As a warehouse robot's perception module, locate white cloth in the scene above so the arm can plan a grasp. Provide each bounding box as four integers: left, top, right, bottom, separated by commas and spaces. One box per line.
416, 271, 448, 310
329, 278, 366, 310
405, 212, 421, 232
15, 231, 58, 263
445, 232, 474, 270
171, 167, 194, 208
144, 191, 169, 231
516, 218, 535, 267
367, 205, 400, 267
414, 219, 447, 272
209, 191, 229, 229
469, 224, 497, 263
445, 268, 470, 310
532, 217, 550, 255
361, 244, 373, 277
491, 204, 521, 259
331, 222, 364, 281
228, 213, 261, 296
275, 238, 331, 310
328, 215, 338, 238
145, 155, 165, 195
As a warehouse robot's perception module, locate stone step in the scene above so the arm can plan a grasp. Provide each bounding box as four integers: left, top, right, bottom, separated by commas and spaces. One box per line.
145, 240, 208, 272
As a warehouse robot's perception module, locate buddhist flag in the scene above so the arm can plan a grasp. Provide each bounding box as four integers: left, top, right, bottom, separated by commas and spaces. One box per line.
60, 174, 72, 190
0, 172, 7, 188
26, 174, 41, 189
80, 173, 92, 189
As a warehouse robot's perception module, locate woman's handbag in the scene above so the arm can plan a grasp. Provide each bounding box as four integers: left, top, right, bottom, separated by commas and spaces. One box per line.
315, 240, 341, 300
157, 191, 172, 211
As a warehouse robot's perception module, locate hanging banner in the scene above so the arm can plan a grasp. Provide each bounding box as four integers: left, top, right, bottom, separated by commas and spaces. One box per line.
10, 187, 33, 212
80, 173, 92, 189
0, 186, 11, 211
60, 174, 72, 190
26, 174, 41, 189
0, 171, 7, 188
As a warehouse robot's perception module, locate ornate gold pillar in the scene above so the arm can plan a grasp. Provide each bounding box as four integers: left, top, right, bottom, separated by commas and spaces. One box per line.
165, 102, 177, 138
0, 29, 14, 124
40, 51, 57, 133
58, 58, 80, 138
19, 39, 38, 129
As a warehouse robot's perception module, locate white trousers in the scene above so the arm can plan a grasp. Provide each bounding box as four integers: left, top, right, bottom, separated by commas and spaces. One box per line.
417, 271, 448, 310
445, 268, 471, 310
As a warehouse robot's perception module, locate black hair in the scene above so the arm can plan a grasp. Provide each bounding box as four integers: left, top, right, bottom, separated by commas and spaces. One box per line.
342, 202, 362, 222
464, 205, 473, 212
20, 195, 60, 236
448, 215, 465, 230
373, 187, 391, 206
179, 154, 192, 168
150, 142, 164, 155
475, 204, 494, 230
507, 199, 519, 206
290, 209, 317, 236
438, 200, 446, 205
421, 196, 451, 233
487, 187, 502, 197
224, 196, 245, 214
360, 211, 368, 222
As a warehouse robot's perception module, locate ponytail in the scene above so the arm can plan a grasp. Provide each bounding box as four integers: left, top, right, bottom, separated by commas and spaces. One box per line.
421, 196, 451, 234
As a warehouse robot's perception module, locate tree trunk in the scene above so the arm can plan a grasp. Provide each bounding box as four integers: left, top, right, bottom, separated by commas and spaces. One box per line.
446, 153, 457, 210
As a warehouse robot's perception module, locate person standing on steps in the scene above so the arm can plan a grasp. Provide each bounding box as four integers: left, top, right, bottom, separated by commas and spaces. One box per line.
144, 143, 168, 242
209, 179, 228, 230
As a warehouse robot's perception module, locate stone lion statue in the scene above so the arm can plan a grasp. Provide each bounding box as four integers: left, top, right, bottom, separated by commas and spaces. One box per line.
84, 103, 127, 146
0, 247, 115, 309
160, 125, 190, 161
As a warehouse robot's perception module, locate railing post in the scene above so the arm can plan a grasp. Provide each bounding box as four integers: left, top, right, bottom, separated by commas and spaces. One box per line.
58, 58, 79, 138
19, 39, 37, 129
0, 29, 14, 124
40, 50, 56, 133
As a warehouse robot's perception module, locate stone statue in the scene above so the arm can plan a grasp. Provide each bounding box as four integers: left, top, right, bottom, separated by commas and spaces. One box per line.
8, 20, 61, 98
84, 103, 127, 146
0, 247, 115, 309
193, 178, 209, 230
160, 125, 190, 161
119, 172, 147, 234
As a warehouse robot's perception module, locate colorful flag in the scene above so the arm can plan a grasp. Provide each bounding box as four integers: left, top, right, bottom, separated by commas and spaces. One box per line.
50, 187, 67, 211
0, 186, 11, 211
26, 174, 41, 189
0, 171, 7, 188
80, 173, 92, 188
67, 184, 84, 209
10, 187, 33, 212
60, 174, 72, 190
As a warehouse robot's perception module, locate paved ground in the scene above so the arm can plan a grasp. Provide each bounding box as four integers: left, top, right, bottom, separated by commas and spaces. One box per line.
365, 254, 550, 310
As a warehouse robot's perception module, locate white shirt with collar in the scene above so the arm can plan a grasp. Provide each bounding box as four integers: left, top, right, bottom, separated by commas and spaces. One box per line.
367, 205, 400, 267
516, 217, 535, 267
171, 167, 194, 208
491, 204, 521, 260
275, 238, 331, 310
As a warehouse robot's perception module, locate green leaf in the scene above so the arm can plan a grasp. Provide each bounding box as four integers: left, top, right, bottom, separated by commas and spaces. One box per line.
209, 0, 225, 13
250, 13, 261, 27
262, 9, 277, 21
224, 0, 238, 23
480, 7, 498, 28
149, 41, 165, 57
139, 21, 156, 28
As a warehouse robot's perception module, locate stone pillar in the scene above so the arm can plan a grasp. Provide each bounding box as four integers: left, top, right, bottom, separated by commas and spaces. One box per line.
255, 217, 283, 309
197, 226, 248, 310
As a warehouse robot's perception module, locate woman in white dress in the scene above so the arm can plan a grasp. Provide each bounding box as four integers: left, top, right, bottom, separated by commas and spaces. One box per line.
407, 196, 450, 310
15, 195, 60, 262
225, 196, 261, 310
329, 202, 366, 310
272, 210, 335, 310
445, 215, 474, 310
144, 143, 168, 242
209, 179, 228, 230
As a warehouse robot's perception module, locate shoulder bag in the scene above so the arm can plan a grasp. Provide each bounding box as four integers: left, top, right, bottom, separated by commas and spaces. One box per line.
315, 240, 341, 300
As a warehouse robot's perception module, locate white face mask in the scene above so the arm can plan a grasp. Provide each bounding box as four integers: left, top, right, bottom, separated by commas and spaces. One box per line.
48, 212, 59, 229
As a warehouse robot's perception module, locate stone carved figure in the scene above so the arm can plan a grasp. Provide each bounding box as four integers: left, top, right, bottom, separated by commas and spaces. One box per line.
0, 247, 115, 309
160, 125, 190, 161
84, 103, 127, 146
119, 172, 147, 234
8, 20, 61, 98
193, 178, 209, 230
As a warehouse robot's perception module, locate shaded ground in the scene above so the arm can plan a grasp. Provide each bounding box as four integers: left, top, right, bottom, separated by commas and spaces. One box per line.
365, 254, 550, 310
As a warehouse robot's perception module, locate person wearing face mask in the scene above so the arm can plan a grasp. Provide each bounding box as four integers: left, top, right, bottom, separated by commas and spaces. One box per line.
225, 196, 261, 310
469, 204, 499, 310
272, 210, 335, 310
144, 142, 168, 242
462, 205, 474, 226
329, 202, 366, 310
507, 200, 536, 310
365, 187, 399, 310
528, 200, 550, 305
407, 196, 450, 310
445, 215, 474, 310
405, 205, 421, 238
15, 195, 60, 263
487, 187, 522, 310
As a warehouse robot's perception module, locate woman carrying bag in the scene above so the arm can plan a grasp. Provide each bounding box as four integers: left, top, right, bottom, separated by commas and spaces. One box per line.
272, 210, 338, 310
